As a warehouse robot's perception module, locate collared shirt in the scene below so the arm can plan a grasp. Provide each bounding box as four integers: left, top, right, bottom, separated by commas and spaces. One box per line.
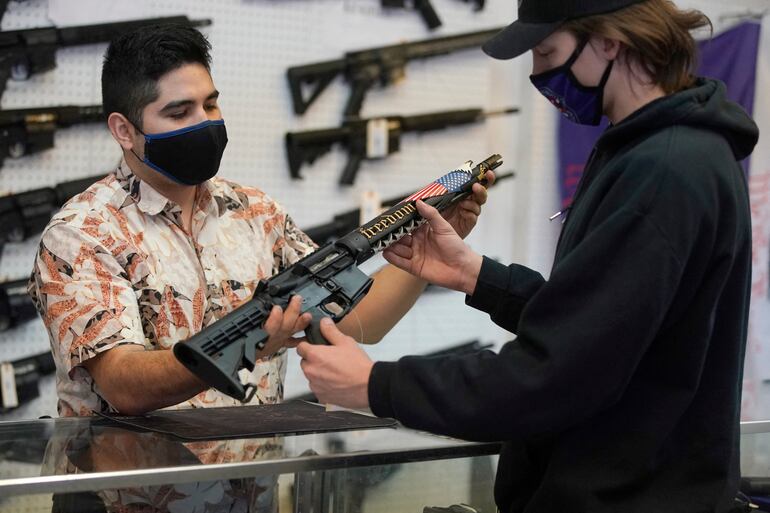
28, 160, 316, 417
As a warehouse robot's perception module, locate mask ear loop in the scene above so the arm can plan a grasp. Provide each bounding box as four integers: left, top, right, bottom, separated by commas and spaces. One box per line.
129, 123, 148, 164
566, 37, 590, 68
592, 58, 616, 125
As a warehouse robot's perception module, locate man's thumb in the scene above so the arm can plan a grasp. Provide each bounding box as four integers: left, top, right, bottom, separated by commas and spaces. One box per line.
416, 200, 451, 232
319, 317, 351, 346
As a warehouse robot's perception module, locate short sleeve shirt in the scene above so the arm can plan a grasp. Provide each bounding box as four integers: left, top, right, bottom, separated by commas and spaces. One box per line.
28, 160, 316, 417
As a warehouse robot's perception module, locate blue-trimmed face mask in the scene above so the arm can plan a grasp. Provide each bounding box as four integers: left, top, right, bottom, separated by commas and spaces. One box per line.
132, 119, 228, 185
529, 40, 614, 126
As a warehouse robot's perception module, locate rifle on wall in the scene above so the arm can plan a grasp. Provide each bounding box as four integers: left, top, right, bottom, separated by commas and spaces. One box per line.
0, 105, 104, 169
0, 351, 55, 412
381, 0, 485, 30
286, 107, 517, 185
286, 26, 502, 117
0, 15, 211, 100
303, 171, 514, 243
0, 277, 36, 331
174, 155, 504, 401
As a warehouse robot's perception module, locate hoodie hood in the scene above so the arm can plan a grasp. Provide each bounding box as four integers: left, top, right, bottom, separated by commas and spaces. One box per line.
598, 78, 759, 161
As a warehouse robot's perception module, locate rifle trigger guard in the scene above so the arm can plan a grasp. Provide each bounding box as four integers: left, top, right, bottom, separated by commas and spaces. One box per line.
241, 383, 257, 404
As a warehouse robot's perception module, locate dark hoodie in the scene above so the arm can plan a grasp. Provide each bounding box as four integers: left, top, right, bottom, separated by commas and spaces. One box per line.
369, 79, 759, 513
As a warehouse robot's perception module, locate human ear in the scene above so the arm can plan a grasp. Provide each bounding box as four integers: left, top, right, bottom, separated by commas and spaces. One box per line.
600, 36, 622, 61
107, 112, 140, 151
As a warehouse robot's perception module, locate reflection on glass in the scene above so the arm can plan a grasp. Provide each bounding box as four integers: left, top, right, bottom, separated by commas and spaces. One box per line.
43, 424, 284, 513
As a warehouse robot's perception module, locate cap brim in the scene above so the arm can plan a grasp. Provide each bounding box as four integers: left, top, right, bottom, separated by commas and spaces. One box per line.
482, 19, 565, 60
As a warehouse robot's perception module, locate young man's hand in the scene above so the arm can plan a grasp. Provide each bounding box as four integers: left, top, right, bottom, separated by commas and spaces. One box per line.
383, 200, 483, 295
297, 318, 373, 409
441, 170, 495, 239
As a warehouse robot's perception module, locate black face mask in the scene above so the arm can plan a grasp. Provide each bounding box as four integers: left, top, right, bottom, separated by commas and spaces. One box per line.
132, 119, 228, 186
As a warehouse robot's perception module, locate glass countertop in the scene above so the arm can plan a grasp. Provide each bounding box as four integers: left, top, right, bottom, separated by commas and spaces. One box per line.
0, 410, 501, 496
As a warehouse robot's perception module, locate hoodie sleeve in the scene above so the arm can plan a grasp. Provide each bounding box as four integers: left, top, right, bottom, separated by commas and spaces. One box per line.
464, 257, 546, 334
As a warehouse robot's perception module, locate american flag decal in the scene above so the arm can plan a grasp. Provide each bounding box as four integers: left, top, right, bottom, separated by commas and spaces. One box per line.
404, 170, 473, 203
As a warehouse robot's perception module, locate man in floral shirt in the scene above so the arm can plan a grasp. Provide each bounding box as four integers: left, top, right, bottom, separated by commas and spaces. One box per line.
32, 23, 491, 513
29, 24, 489, 419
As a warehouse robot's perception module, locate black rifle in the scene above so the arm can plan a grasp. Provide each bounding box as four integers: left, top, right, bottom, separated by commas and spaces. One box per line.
287, 26, 503, 117
174, 155, 504, 400
0, 173, 103, 255
0, 277, 36, 331
0, 15, 211, 100
304, 171, 515, 243
381, 0, 484, 30
286, 107, 517, 185
0, 104, 105, 169
0, 351, 55, 412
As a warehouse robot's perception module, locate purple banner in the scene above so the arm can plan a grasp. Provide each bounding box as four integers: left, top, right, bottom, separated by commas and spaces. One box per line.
557, 22, 761, 208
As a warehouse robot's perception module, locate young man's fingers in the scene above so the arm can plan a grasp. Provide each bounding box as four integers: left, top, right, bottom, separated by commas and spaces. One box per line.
471, 183, 489, 205
385, 242, 413, 259
416, 200, 452, 232
459, 200, 481, 216
296, 341, 313, 360
395, 233, 414, 248
319, 317, 353, 346
383, 251, 406, 269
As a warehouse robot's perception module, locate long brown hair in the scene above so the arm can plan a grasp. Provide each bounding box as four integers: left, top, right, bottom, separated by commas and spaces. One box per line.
562, 0, 712, 94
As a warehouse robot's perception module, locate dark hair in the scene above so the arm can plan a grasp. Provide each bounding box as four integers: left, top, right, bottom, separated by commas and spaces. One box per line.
562, 0, 712, 94
101, 24, 212, 128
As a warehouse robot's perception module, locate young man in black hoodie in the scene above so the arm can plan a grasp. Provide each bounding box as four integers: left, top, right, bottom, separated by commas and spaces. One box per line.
298, 0, 760, 511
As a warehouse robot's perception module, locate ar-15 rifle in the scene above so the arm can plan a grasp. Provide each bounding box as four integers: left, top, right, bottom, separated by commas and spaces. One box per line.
381, 0, 485, 30
0, 15, 211, 100
0, 104, 104, 169
0, 351, 55, 412
0, 277, 36, 331
0, 173, 103, 256
174, 154, 504, 400
304, 171, 515, 243
287, 26, 502, 117
286, 107, 516, 185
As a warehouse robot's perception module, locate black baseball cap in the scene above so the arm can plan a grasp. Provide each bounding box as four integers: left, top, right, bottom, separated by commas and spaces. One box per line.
483, 0, 647, 60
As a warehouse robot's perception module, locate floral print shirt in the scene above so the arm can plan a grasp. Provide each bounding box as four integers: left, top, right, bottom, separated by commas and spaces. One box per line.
28, 159, 316, 417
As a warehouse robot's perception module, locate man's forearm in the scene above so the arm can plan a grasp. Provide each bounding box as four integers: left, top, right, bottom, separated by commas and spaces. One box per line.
337, 264, 427, 343
82, 346, 207, 415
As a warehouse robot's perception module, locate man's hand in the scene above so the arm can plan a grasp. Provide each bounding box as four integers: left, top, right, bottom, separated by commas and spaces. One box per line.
261, 295, 312, 356
383, 200, 483, 295
442, 170, 495, 239
297, 318, 373, 409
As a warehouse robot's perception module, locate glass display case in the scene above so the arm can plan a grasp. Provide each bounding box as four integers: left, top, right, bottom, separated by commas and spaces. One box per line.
0, 407, 501, 513
4, 413, 768, 513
